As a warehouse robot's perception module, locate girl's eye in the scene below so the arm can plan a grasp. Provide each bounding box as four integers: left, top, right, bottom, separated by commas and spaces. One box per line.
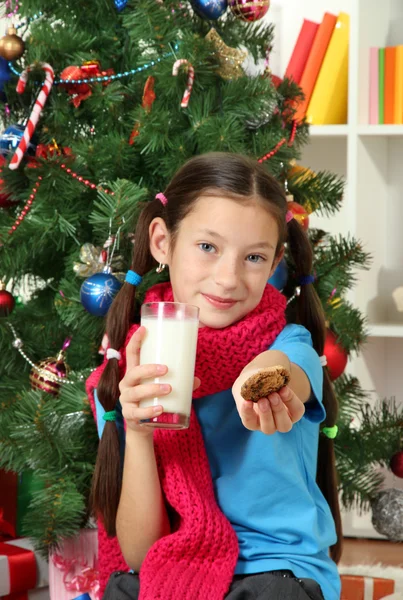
247, 254, 265, 263
199, 243, 216, 253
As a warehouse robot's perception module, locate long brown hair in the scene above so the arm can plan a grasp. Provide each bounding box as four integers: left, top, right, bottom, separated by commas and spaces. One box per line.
91, 152, 342, 562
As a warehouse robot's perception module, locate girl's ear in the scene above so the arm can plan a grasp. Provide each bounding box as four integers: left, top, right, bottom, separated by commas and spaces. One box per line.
149, 217, 171, 265
268, 246, 285, 280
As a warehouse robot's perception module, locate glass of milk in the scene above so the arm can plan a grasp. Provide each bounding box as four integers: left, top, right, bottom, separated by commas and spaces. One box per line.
139, 302, 199, 429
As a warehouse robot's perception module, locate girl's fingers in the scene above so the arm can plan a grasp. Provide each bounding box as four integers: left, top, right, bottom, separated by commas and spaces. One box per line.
193, 376, 201, 391
267, 392, 293, 433
120, 363, 168, 390
278, 386, 305, 423
256, 398, 276, 435
125, 326, 146, 371
122, 403, 164, 424
239, 400, 260, 431
123, 382, 171, 404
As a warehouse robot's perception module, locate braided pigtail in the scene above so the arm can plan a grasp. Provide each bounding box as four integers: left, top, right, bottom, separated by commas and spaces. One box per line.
287, 217, 342, 563
91, 200, 164, 536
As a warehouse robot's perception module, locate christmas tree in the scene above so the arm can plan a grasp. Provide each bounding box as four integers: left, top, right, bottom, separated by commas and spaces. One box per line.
0, 0, 402, 556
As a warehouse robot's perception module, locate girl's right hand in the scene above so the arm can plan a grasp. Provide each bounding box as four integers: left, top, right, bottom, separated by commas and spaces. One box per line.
119, 326, 200, 435
119, 326, 170, 435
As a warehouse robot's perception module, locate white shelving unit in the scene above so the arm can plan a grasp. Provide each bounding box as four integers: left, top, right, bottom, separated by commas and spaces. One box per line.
270, 0, 403, 538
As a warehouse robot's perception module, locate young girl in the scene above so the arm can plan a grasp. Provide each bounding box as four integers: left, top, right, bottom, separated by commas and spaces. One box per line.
86, 153, 342, 600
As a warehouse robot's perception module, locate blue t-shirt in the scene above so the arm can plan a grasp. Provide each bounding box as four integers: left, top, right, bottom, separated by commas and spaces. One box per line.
193, 324, 341, 600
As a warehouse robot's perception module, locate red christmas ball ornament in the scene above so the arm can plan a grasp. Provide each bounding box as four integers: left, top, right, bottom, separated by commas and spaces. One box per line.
323, 330, 348, 380
390, 451, 403, 478
0, 283, 15, 317
30, 347, 70, 396
287, 200, 309, 231
229, 0, 270, 21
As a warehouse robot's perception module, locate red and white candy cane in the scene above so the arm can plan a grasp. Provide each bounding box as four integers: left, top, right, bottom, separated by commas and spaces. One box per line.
172, 59, 194, 108
9, 62, 54, 171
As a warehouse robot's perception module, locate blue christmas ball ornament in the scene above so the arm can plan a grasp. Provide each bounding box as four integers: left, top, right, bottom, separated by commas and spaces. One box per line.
0, 57, 11, 93
0, 124, 37, 157
268, 258, 288, 291
114, 0, 128, 10
191, 0, 228, 20
80, 271, 122, 317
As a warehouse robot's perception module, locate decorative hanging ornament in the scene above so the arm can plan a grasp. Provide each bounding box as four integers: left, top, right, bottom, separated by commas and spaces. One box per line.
371, 488, 403, 541
0, 124, 37, 158
228, 0, 270, 21
205, 28, 247, 80
0, 26, 25, 61
0, 282, 15, 317
0, 57, 11, 94
129, 76, 157, 144
9, 62, 54, 171
191, 0, 228, 20
30, 338, 71, 396
390, 451, 403, 478
74, 242, 125, 278
80, 268, 122, 317
115, 0, 128, 10
172, 59, 195, 108
60, 61, 114, 108
268, 258, 288, 291
323, 330, 348, 380
286, 199, 309, 231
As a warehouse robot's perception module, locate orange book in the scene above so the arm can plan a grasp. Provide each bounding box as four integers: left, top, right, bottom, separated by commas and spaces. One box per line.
384, 46, 397, 124
394, 45, 403, 124
295, 12, 337, 122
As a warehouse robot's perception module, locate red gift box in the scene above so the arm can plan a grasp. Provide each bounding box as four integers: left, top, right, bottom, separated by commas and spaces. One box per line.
0, 470, 17, 541
341, 574, 395, 600
0, 540, 36, 599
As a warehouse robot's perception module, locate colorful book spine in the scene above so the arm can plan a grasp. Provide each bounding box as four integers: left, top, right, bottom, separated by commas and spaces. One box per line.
285, 19, 319, 85
378, 48, 385, 124
394, 46, 403, 125
306, 12, 350, 125
295, 12, 337, 122
384, 47, 397, 124
369, 48, 379, 124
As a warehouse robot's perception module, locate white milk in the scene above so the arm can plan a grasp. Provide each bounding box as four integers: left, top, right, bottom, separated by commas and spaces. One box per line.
139, 316, 199, 419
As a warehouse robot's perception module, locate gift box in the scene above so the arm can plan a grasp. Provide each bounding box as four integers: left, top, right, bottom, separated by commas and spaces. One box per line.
0, 537, 49, 599
0, 469, 44, 541
341, 574, 395, 600
49, 528, 99, 600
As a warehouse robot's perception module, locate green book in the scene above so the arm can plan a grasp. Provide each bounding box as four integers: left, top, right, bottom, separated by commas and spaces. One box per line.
379, 48, 385, 124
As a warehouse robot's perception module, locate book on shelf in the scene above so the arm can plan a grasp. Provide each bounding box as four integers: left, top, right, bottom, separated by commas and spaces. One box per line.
369, 45, 403, 124
305, 12, 350, 125
384, 47, 396, 124
285, 19, 319, 85
378, 48, 385, 124
369, 47, 378, 124
394, 46, 403, 125
294, 12, 337, 122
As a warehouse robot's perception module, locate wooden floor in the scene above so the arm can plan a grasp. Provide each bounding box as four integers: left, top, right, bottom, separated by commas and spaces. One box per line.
341, 537, 403, 567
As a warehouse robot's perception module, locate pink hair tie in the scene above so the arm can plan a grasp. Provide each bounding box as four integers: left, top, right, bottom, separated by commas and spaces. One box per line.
156, 192, 168, 206
286, 210, 294, 224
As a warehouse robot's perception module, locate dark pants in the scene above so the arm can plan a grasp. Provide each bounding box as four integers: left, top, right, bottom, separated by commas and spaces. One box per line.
103, 569, 325, 599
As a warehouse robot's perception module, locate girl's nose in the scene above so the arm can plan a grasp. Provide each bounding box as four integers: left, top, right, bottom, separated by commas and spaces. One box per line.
213, 257, 239, 291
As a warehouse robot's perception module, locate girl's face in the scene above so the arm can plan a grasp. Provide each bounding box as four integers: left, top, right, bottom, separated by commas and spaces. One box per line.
150, 195, 283, 328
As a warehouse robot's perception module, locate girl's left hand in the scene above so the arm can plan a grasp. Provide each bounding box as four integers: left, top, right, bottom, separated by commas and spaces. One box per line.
232, 373, 305, 435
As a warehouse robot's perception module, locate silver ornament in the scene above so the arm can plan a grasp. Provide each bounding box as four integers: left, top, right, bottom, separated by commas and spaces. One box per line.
371, 488, 403, 541
12, 338, 23, 349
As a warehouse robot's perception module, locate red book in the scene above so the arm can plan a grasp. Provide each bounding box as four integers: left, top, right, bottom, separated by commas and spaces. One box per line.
295, 12, 337, 121
285, 19, 320, 85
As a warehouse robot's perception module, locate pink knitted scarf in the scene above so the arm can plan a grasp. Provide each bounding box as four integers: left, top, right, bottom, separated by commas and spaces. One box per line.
86, 282, 287, 599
